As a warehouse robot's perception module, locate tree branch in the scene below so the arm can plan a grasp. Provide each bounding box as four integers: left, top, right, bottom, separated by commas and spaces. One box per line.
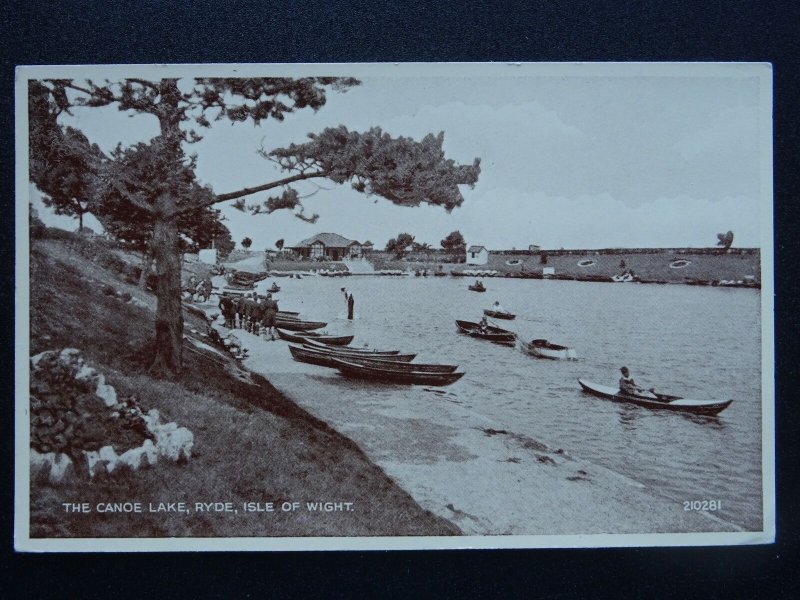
179, 170, 328, 214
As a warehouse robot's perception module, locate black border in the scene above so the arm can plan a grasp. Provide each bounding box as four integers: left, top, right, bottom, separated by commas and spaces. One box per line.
2, 1, 798, 597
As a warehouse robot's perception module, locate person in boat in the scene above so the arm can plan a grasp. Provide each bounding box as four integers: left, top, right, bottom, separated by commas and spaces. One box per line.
479, 315, 490, 332
492, 300, 506, 313
262, 293, 279, 339
619, 367, 656, 397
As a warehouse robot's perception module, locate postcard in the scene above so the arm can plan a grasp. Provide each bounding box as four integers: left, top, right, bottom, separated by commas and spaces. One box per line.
15, 62, 774, 551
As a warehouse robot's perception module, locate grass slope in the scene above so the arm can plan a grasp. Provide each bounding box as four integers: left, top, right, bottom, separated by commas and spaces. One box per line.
29, 236, 459, 538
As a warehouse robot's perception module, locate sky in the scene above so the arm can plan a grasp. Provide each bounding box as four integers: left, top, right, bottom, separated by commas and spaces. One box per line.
28, 64, 769, 250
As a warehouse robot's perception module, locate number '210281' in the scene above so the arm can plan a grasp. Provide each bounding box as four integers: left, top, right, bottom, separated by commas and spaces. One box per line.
683, 500, 721, 511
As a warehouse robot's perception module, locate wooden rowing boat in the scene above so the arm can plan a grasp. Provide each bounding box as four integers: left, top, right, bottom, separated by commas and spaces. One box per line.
468, 284, 486, 292
455, 319, 516, 346
275, 328, 354, 346
302, 339, 414, 360
577, 379, 733, 416
273, 318, 327, 331
289, 345, 453, 371
523, 339, 577, 360
483, 308, 515, 320
330, 358, 465, 386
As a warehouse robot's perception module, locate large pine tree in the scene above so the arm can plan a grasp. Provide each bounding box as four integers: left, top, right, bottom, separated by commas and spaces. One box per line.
29, 77, 481, 375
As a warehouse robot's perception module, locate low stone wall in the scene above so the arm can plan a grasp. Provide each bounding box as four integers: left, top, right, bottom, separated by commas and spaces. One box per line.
29, 348, 194, 484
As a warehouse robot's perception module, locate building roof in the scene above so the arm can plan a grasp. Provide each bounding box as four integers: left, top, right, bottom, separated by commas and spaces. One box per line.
291, 233, 358, 248
467, 245, 487, 253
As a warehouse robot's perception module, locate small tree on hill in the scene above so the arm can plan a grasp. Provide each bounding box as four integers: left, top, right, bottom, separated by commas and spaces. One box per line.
440, 230, 466, 252
241, 237, 253, 249
386, 232, 415, 258
717, 230, 734, 251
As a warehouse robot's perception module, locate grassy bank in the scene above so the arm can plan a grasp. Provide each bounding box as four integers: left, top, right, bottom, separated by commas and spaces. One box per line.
28, 235, 458, 538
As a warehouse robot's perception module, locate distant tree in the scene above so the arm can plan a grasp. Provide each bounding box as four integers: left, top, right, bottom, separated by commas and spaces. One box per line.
440, 230, 466, 253
386, 232, 415, 258
619, 259, 626, 269
717, 230, 734, 251
275, 238, 284, 251
213, 227, 235, 260
241, 237, 253, 249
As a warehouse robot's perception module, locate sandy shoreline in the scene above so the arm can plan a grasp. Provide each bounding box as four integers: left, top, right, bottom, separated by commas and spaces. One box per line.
222, 324, 739, 536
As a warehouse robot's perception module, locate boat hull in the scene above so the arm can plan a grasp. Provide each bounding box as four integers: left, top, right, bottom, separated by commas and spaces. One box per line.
524, 340, 577, 360
331, 358, 465, 386
483, 309, 515, 320
455, 319, 516, 346
289, 345, 455, 372
302, 340, 411, 359
275, 328, 354, 346
578, 379, 732, 416
274, 319, 327, 331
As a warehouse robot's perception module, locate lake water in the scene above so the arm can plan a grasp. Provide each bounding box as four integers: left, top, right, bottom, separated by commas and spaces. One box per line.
253, 275, 764, 532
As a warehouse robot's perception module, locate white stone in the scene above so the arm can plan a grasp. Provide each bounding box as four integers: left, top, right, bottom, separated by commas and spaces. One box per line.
74, 365, 97, 382
142, 439, 158, 465
84, 450, 101, 477
30, 351, 56, 369
156, 427, 194, 461
119, 446, 147, 470
95, 383, 117, 407
98, 445, 119, 472
50, 453, 74, 482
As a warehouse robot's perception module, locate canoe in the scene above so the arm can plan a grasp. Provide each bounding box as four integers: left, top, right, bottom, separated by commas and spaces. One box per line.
289, 345, 454, 372
273, 318, 327, 331
455, 319, 516, 346
524, 339, 577, 360
330, 358, 465, 386
302, 339, 414, 360
577, 379, 733, 416
483, 309, 516, 320
275, 328, 354, 346
468, 284, 486, 292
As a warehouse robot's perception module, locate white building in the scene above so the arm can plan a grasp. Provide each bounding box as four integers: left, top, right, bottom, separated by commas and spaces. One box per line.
466, 245, 489, 265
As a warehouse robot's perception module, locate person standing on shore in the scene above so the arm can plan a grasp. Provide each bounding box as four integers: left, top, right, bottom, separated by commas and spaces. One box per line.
219, 292, 234, 329
347, 291, 355, 320
262, 293, 278, 339
251, 295, 265, 336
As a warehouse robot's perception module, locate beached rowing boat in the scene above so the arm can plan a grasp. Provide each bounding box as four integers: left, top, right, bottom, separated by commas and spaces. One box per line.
455, 319, 516, 346
330, 358, 465, 386
577, 379, 733, 416
275, 328, 354, 346
273, 318, 327, 331
289, 345, 454, 372
523, 339, 577, 360
483, 309, 515, 320
302, 339, 414, 360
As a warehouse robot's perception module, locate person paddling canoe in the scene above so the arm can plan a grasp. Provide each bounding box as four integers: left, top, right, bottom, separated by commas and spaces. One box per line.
619, 366, 657, 399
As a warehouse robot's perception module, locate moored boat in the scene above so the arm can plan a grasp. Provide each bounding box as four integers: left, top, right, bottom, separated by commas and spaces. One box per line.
523, 339, 577, 360
455, 319, 516, 346
302, 339, 413, 360
483, 308, 516, 320
577, 379, 732, 416
275, 328, 354, 346
468, 283, 486, 292
267, 284, 281, 293
289, 345, 454, 372
273, 318, 327, 331
330, 358, 465, 386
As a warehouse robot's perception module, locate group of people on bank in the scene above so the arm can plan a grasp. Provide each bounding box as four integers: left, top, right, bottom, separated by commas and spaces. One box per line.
218, 291, 279, 338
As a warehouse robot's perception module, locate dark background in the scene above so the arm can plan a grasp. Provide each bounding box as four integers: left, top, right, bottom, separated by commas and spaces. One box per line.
1, 1, 797, 597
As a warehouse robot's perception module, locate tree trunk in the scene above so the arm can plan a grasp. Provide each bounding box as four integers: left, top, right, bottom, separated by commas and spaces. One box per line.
78, 211, 83, 233
149, 211, 183, 375
138, 252, 154, 289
